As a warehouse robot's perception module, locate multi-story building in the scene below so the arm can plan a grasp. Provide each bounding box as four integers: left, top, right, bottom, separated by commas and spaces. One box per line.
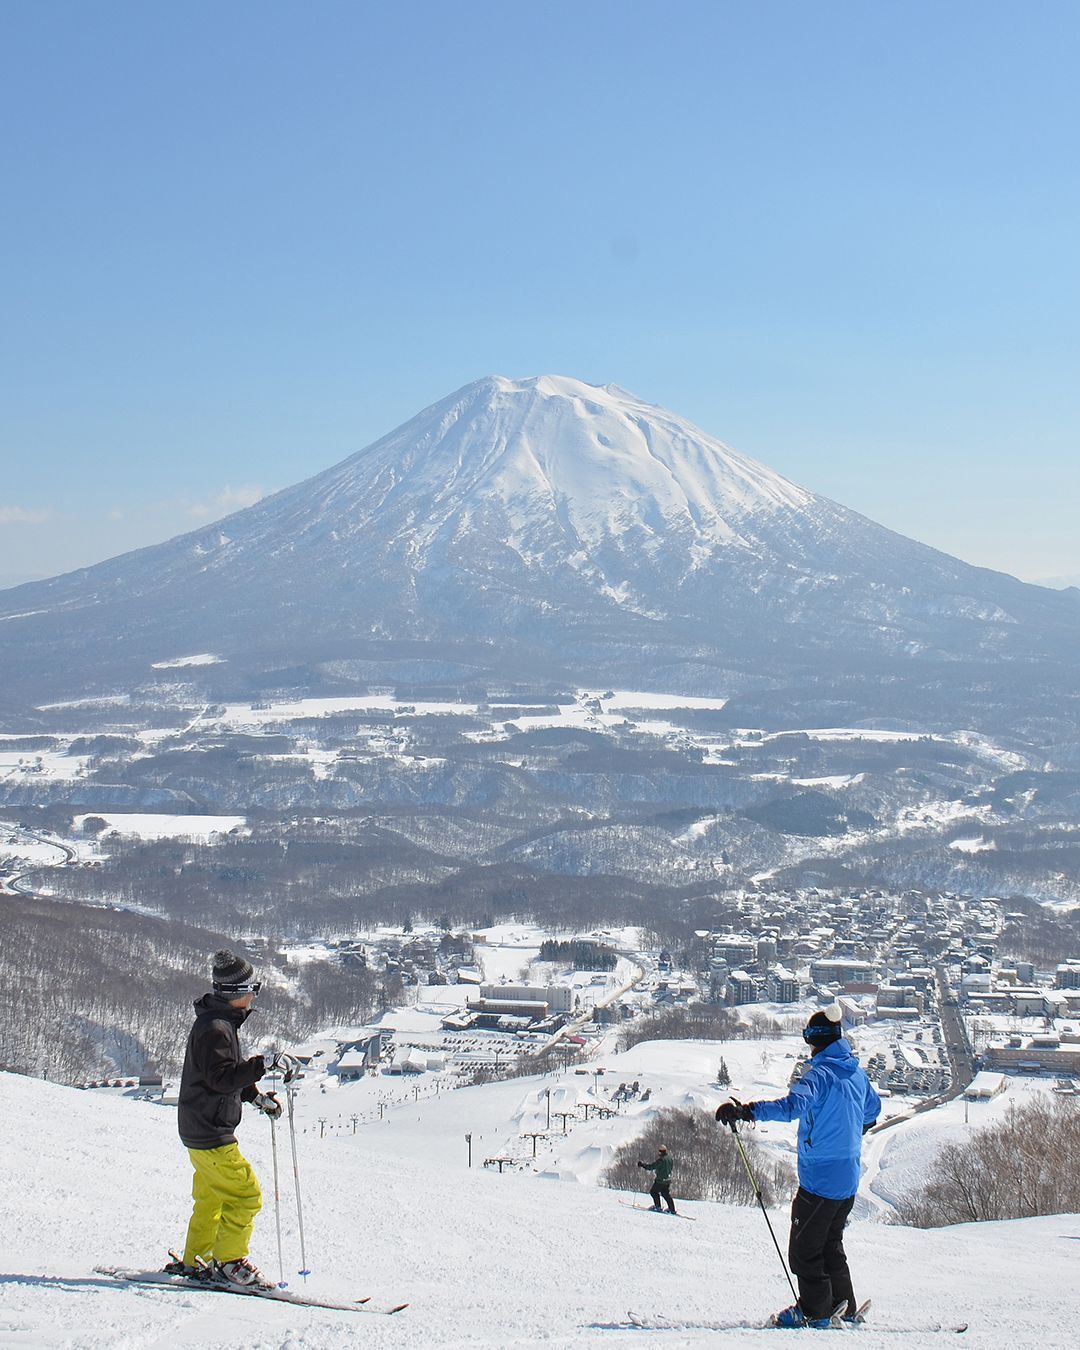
477, 983, 573, 1012
878, 983, 924, 1013
809, 958, 877, 986
766, 966, 799, 1003
713, 936, 758, 968
726, 970, 759, 1006
1055, 962, 1080, 990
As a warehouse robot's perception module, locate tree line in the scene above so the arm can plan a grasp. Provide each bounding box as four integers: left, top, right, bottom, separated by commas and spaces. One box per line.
602, 1106, 795, 1205
537, 939, 618, 969
619, 1004, 791, 1051
26, 829, 723, 950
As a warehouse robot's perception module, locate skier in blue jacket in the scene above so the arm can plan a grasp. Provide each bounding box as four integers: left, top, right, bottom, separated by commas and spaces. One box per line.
716, 1004, 881, 1329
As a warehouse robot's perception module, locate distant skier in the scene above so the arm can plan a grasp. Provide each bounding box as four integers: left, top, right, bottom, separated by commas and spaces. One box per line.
638, 1144, 677, 1214
716, 1004, 880, 1329
170, 949, 293, 1287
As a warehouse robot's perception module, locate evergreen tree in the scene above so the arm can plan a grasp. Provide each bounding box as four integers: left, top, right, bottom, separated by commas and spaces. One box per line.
717, 1057, 731, 1087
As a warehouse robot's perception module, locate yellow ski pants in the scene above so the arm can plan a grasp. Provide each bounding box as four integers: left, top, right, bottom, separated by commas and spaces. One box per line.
183, 1142, 262, 1265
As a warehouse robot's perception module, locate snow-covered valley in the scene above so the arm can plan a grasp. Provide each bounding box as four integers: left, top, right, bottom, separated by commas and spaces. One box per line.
6, 681, 1077, 914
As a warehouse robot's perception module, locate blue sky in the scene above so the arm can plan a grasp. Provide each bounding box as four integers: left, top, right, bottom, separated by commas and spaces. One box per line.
2, 1, 1078, 584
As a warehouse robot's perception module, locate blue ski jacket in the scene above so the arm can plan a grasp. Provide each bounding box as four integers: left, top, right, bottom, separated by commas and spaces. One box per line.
751, 1038, 880, 1200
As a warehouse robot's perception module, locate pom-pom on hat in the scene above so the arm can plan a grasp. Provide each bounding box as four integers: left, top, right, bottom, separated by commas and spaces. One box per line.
212, 948, 255, 991
803, 1001, 844, 1046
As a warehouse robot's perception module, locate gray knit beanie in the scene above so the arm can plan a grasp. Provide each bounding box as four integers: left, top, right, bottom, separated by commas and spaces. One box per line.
211, 948, 255, 991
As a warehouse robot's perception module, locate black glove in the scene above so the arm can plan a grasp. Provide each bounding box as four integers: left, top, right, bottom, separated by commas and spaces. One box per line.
268, 1051, 298, 1083
637, 1160, 646, 1169
862, 1120, 876, 1135
253, 1091, 282, 1120
715, 1099, 754, 1126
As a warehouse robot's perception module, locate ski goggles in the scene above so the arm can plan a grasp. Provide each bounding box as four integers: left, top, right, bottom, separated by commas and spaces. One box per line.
214, 980, 262, 996
803, 1022, 841, 1045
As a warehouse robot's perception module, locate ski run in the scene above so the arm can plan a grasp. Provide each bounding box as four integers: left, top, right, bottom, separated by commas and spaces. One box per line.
1, 1063, 1078, 1345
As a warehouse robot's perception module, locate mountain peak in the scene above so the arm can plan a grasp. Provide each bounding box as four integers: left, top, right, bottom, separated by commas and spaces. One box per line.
323, 373, 816, 556
469, 373, 633, 400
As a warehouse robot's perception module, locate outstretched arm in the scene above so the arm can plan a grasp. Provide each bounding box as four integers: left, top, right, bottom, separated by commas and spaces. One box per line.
748, 1070, 823, 1125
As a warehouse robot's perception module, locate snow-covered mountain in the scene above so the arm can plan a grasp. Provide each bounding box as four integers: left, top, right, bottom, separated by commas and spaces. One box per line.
2, 375, 1078, 725
1036, 572, 1080, 591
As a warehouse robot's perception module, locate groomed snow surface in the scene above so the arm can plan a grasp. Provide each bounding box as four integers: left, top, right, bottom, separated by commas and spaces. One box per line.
2, 1049, 1079, 1348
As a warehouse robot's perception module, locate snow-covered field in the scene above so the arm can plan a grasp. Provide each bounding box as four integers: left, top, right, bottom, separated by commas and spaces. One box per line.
2, 1045, 1078, 1348
217, 695, 481, 727
150, 653, 225, 669
0, 748, 90, 781
473, 922, 547, 983
71, 813, 247, 842
0, 838, 72, 868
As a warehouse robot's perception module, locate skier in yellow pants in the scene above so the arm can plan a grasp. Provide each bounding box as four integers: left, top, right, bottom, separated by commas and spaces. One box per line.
171, 949, 293, 1287
184, 1142, 262, 1268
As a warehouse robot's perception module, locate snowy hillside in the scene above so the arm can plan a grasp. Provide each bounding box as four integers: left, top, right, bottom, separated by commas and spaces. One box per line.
3, 1050, 1078, 1348
2, 375, 1078, 728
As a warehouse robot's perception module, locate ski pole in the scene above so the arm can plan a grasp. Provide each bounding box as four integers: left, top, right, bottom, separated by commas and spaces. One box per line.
286, 1083, 311, 1280
267, 1056, 286, 1287
728, 1122, 799, 1306
269, 1112, 286, 1288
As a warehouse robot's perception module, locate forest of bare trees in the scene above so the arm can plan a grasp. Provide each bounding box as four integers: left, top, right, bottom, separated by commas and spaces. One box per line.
619, 1004, 792, 1051
24, 827, 715, 948
0, 893, 380, 1083
999, 896, 1080, 967
602, 1106, 795, 1205
892, 1095, 1080, 1227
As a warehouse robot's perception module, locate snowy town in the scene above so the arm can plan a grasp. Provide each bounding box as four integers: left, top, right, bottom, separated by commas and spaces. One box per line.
78, 884, 1067, 1169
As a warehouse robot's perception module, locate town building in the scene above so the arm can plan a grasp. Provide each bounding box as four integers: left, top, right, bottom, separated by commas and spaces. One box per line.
726, 970, 758, 1006
809, 957, 877, 986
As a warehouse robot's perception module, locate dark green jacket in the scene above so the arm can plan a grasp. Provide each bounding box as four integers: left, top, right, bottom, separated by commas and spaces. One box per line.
643, 1154, 673, 1184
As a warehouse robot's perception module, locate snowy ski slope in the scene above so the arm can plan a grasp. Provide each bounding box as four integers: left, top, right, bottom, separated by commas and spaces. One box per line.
1, 1058, 1078, 1348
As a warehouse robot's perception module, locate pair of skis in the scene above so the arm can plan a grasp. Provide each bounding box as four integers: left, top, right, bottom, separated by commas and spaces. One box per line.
618, 1199, 696, 1221
94, 1263, 408, 1316
621, 1300, 968, 1334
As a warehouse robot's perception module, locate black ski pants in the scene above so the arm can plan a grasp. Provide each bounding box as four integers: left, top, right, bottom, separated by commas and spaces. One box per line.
649, 1181, 676, 1213
788, 1186, 856, 1320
